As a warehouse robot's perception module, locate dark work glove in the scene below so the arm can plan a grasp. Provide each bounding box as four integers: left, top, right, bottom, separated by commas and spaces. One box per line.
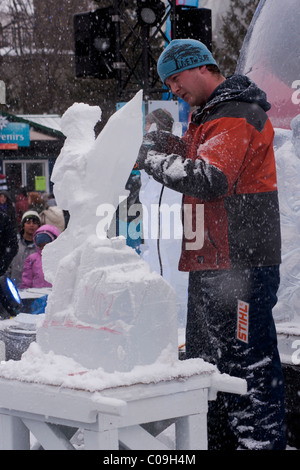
136, 131, 185, 169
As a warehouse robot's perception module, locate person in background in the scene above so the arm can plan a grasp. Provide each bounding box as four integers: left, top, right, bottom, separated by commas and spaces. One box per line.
112, 168, 143, 253
137, 39, 286, 450
15, 187, 29, 229
20, 224, 59, 289
145, 108, 174, 133
27, 191, 44, 213
7, 210, 41, 287
39, 194, 66, 233
0, 211, 18, 277
0, 190, 17, 227
109, 108, 175, 252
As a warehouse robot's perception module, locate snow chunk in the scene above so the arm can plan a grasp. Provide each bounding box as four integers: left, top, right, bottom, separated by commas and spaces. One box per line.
0, 342, 217, 393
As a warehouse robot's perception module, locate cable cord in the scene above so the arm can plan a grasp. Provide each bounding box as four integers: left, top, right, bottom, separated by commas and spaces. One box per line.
157, 184, 165, 277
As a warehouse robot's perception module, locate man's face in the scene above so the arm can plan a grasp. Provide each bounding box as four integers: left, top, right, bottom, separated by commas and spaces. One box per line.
165, 67, 208, 107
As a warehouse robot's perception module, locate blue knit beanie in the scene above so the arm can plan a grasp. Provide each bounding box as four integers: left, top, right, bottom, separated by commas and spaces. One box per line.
35, 232, 53, 246
157, 39, 218, 84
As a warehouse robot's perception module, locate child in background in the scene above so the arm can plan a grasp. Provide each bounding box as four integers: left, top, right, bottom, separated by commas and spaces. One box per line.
7, 210, 41, 287
20, 224, 59, 289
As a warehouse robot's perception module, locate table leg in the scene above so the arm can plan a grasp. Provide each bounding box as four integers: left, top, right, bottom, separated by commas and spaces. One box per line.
175, 414, 208, 450
84, 427, 119, 450
0, 414, 30, 450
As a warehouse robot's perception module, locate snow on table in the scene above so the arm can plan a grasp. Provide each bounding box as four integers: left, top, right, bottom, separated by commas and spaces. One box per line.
0, 342, 245, 394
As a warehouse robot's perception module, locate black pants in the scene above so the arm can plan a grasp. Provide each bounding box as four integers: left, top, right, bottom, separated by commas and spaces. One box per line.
186, 266, 286, 450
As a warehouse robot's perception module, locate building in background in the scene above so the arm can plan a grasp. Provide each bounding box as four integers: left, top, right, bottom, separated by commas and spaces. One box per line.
0, 112, 64, 197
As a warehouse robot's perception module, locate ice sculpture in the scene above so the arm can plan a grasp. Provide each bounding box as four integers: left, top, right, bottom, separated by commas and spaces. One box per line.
272, 118, 300, 324
236, 0, 300, 129
37, 91, 178, 372
236, 0, 300, 327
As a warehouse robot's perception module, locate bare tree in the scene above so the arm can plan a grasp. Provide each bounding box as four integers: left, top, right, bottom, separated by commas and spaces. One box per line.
213, 0, 259, 77
1, 0, 34, 53
0, 0, 118, 122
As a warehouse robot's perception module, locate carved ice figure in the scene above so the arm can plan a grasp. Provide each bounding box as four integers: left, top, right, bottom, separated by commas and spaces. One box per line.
236, 0, 300, 325
37, 91, 178, 372
236, 0, 300, 129
273, 115, 300, 323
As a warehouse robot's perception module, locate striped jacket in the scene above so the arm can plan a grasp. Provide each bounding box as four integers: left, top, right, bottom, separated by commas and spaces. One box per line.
144, 74, 281, 271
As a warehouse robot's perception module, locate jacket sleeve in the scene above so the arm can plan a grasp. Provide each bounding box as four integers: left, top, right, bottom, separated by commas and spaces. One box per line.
143, 116, 259, 201
144, 151, 228, 201
20, 256, 34, 289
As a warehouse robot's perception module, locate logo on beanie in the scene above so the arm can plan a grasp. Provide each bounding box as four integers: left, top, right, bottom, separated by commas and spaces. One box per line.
177, 53, 211, 70
161, 44, 213, 78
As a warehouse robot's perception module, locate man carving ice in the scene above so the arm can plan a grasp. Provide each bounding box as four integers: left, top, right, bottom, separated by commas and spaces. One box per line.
137, 39, 286, 450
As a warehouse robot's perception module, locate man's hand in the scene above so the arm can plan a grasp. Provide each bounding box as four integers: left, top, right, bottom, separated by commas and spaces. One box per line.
136, 131, 185, 169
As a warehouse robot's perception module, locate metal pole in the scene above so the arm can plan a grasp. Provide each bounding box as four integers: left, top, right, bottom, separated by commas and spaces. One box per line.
170, 0, 177, 39
113, 0, 122, 98
141, 24, 150, 101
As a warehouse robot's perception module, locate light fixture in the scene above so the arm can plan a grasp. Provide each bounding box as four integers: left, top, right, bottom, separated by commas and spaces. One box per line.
94, 37, 111, 52
137, 0, 165, 26
0, 276, 22, 319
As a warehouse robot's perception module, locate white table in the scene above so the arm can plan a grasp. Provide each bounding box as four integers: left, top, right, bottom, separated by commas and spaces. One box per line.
0, 367, 246, 450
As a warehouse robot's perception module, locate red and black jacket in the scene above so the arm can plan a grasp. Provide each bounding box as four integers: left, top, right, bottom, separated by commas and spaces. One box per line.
144, 75, 281, 272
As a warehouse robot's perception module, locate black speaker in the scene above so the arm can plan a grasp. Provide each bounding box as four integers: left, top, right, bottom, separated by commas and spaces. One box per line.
74, 7, 116, 79
174, 7, 212, 51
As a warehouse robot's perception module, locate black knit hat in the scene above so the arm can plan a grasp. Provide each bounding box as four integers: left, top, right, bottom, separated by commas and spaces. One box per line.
21, 210, 41, 227
145, 108, 174, 132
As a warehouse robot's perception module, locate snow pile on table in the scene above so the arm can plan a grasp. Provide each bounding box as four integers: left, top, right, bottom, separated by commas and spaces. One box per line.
35, 91, 178, 373
0, 341, 219, 393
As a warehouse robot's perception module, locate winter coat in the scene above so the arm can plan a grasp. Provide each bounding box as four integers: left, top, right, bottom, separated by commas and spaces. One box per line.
7, 235, 37, 287
0, 212, 18, 276
20, 224, 59, 289
39, 206, 65, 233
0, 190, 17, 227
144, 75, 281, 271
